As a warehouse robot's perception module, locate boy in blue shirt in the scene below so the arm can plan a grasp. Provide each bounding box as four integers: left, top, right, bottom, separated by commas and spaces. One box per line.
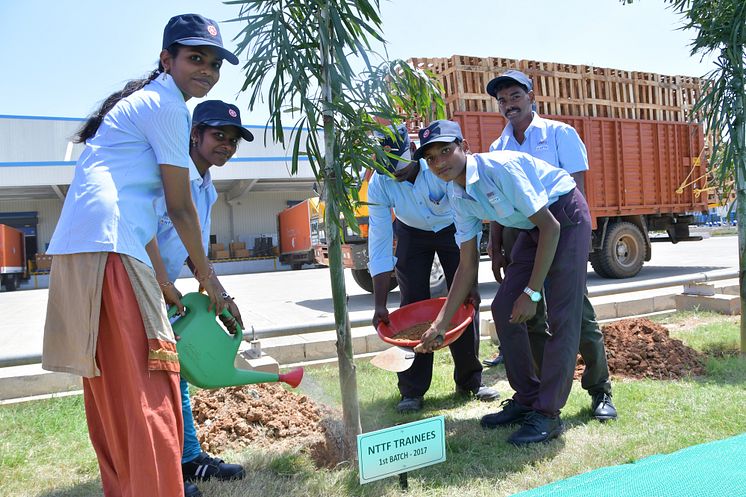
486, 70, 616, 422
413, 120, 591, 446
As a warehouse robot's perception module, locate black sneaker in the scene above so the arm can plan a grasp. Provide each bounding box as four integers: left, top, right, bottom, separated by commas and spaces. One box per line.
456, 385, 500, 402
396, 396, 423, 413
591, 392, 618, 422
182, 452, 246, 482
184, 481, 202, 497
507, 411, 564, 446
480, 398, 532, 428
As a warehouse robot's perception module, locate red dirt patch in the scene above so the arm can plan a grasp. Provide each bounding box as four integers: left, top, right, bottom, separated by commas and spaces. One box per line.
191, 383, 346, 468
575, 317, 706, 380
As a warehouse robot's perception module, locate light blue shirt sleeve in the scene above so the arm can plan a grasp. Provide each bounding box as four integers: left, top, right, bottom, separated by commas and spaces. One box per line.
367, 173, 397, 277
495, 157, 550, 219
142, 103, 191, 168
555, 125, 589, 175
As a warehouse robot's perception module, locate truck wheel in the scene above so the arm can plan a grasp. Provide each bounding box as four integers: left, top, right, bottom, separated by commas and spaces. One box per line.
351, 269, 397, 293
429, 255, 447, 297
590, 222, 645, 279
3, 274, 18, 292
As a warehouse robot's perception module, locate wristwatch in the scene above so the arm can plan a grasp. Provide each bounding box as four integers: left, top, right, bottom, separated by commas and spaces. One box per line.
523, 286, 542, 303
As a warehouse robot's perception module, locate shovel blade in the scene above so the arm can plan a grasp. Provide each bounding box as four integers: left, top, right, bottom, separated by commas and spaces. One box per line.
370, 346, 416, 372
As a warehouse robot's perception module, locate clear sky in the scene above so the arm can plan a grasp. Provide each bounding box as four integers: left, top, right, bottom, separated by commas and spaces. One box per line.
1, 0, 715, 124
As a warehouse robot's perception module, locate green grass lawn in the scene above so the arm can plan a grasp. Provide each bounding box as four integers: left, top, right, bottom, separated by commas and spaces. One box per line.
2, 311, 745, 497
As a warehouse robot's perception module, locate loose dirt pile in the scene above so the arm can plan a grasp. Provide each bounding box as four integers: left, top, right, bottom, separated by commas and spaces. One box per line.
575, 317, 706, 380
191, 383, 347, 468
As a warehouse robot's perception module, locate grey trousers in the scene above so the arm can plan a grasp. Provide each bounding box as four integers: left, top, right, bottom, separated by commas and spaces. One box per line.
502, 226, 612, 396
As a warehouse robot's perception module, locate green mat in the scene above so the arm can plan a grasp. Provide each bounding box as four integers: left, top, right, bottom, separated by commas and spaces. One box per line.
513, 433, 746, 497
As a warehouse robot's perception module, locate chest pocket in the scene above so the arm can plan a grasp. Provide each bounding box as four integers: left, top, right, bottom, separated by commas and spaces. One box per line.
426, 196, 452, 217
485, 190, 515, 218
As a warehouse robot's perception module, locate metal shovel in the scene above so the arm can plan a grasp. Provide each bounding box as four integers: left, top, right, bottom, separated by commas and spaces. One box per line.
370, 346, 416, 372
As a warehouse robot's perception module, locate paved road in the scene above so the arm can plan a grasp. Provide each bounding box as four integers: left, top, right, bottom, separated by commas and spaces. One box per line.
0, 235, 738, 362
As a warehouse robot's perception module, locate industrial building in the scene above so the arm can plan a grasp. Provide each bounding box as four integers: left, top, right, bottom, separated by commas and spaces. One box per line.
0, 114, 318, 270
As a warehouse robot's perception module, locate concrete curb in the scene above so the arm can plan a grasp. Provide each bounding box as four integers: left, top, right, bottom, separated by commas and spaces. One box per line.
1, 279, 740, 402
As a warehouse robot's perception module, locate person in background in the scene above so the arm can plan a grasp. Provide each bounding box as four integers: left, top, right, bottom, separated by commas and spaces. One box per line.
368, 124, 499, 414
413, 120, 591, 446
42, 14, 237, 497
151, 100, 253, 497
485, 70, 617, 422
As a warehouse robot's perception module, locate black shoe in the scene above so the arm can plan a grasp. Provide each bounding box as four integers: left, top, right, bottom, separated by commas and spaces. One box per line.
396, 396, 423, 413
480, 398, 532, 428
482, 353, 504, 367
184, 481, 202, 497
182, 452, 246, 482
591, 392, 618, 422
507, 411, 564, 446
456, 384, 500, 402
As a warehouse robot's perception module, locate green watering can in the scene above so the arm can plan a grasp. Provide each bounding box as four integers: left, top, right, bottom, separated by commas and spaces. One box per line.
168, 292, 303, 389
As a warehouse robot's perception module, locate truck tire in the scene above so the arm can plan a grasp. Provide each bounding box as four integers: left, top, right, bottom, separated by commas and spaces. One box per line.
429, 254, 447, 297
352, 269, 398, 293
590, 221, 645, 279
3, 274, 18, 292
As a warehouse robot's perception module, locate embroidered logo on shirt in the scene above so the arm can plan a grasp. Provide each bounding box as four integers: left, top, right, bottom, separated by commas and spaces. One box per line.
207, 25, 218, 37
535, 139, 549, 152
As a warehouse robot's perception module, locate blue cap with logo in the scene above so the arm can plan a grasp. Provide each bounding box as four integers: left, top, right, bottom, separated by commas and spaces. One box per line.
413, 120, 463, 161
486, 69, 533, 97
193, 100, 254, 142
374, 124, 412, 171
163, 13, 239, 65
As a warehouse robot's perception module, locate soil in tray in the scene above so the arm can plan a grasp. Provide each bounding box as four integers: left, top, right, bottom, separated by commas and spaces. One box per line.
390, 322, 432, 342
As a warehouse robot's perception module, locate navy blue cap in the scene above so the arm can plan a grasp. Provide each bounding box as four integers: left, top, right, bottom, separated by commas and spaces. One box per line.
163, 14, 239, 65
486, 69, 533, 97
412, 120, 463, 161
374, 124, 411, 171
193, 100, 254, 142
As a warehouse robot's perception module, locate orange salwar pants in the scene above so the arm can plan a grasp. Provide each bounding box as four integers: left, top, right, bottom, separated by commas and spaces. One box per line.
83, 254, 184, 497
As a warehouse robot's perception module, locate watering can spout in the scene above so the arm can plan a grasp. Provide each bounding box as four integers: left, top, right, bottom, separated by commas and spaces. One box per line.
228, 366, 304, 389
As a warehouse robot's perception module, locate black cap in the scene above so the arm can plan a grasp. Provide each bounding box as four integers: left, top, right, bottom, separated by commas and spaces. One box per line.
193, 100, 254, 142
162, 14, 239, 65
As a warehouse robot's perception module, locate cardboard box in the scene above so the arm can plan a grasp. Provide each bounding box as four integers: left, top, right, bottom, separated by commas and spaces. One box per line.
233, 248, 250, 258
229, 241, 246, 251
209, 243, 225, 254
35, 254, 53, 271
212, 250, 230, 260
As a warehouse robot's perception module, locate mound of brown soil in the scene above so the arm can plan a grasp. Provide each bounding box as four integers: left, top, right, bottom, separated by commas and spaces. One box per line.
575, 317, 706, 380
191, 383, 346, 467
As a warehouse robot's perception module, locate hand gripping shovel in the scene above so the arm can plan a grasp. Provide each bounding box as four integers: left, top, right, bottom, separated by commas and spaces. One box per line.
370, 298, 475, 373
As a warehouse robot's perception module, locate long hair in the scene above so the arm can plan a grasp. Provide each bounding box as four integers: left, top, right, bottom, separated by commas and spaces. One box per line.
75, 44, 182, 143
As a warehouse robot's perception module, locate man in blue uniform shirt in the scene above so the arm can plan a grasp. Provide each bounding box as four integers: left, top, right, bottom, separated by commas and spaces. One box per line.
485, 70, 617, 422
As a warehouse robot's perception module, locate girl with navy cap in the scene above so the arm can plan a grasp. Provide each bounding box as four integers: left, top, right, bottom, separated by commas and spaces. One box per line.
150, 100, 253, 496
368, 124, 499, 413
42, 14, 238, 497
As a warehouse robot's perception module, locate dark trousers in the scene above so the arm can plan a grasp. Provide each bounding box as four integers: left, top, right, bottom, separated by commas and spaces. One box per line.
394, 221, 483, 398
491, 188, 591, 416
502, 227, 612, 396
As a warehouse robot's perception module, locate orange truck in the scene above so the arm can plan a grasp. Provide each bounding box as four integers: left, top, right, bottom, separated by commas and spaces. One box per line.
277, 198, 321, 270
453, 111, 708, 278
0, 224, 25, 291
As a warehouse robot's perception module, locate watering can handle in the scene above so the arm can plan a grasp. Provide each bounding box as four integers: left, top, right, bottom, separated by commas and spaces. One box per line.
220, 307, 243, 343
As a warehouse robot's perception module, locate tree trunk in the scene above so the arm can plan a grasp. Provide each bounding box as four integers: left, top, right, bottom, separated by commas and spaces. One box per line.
319, 4, 362, 459
732, 49, 746, 354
